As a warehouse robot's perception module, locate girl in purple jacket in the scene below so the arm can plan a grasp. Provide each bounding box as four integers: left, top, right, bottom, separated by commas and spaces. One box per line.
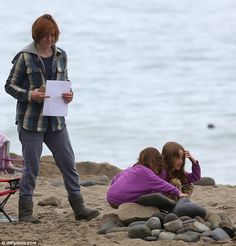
106, 147, 187, 208
160, 142, 201, 200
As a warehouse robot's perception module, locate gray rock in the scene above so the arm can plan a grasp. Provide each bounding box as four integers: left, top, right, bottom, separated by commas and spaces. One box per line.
38, 196, 61, 206
95, 175, 109, 185
97, 214, 125, 234
212, 228, 231, 241
177, 224, 202, 233
80, 180, 96, 186
137, 193, 175, 211
145, 217, 161, 230
176, 227, 192, 234
195, 216, 206, 224
152, 211, 167, 226
151, 229, 162, 238
164, 219, 183, 233
179, 216, 192, 221
219, 221, 235, 238
179, 221, 210, 233
118, 203, 160, 225
193, 221, 210, 232
128, 221, 146, 227
164, 213, 179, 224
175, 231, 201, 242
143, 236, 158, 241
200, 236, 215, 242
182, 218, 197, 225
194, 177, 216, 186
128, 224, 151, 239
159, 232, 176, 240
202, 230, 213, 237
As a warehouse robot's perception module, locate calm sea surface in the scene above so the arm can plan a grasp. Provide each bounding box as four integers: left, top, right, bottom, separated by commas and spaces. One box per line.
0, 0, 235, 184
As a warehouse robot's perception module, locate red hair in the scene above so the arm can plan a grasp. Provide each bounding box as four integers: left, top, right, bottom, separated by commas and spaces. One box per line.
32, 14, 60, 43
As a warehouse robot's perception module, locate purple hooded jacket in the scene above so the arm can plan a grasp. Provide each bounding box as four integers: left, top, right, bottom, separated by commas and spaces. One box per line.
106, 164, 181, 206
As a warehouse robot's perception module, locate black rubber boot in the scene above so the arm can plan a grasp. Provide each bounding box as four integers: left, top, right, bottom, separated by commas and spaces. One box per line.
172, 197, 207, 218
18, 198, 41, 223
69, 194, 100, 221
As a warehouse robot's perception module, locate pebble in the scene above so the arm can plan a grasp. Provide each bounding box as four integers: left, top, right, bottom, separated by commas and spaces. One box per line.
212, 228, 231, 241
95, 175, 110, 185
164, 219, 183, 233
128, 221, 146, 227
118, 203, 159, 225
194, 177, 216, 186
164, 213, 178, 224
99, 201, 234, 243
152, 211, 167, 226
200, 236, 215, 242
143, 236, 158, 241
97, 214, 124, 234
175, 231, 201, 242
159, 232, 176, 240
128, 224, 151, 239
38, 196, 61, 206
145, 217, 161, 230
151, 229, 162, 238
179, 216, 192, 221
79, 180, 96, 186
193, 221, 211, 232
201, 230, 213, 237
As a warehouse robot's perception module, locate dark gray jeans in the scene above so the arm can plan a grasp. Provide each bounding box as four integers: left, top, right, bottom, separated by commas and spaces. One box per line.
18, 126, 81, 200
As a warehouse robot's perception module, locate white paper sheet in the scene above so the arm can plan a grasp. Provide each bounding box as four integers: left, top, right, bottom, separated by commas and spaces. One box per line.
42, 80, 71, 116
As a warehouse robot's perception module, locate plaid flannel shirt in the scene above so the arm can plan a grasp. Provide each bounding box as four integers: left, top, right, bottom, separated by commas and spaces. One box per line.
5, 42, 69, 132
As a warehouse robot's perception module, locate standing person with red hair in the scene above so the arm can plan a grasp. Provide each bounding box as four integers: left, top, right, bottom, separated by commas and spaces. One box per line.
5, 14, 99, 223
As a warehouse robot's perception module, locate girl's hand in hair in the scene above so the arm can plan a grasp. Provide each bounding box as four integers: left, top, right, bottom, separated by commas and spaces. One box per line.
184, 150, 197, 164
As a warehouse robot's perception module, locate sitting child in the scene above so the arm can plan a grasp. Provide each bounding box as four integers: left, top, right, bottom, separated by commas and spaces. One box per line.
106, 147, 187, 208
160, 141, 201, 200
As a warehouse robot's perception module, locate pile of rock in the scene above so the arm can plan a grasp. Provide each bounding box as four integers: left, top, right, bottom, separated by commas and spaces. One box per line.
98, 195, 236, 243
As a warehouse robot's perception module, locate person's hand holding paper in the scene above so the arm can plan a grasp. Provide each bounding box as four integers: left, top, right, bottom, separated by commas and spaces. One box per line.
62, 91, 73, 104
42, 80, 72, 116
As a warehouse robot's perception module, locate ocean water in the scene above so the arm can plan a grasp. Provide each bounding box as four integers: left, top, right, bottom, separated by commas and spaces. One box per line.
0, 0, 235, 184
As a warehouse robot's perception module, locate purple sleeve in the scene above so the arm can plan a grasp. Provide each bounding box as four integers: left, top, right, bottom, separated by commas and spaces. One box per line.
159, 170, 167, 180
146, 169, 180, 197
110, 171, 122, 185
186, 161, 201, 183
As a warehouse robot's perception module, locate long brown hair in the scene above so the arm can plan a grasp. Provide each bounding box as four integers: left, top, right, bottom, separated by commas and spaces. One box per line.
162, 142, 187, 183
135, 147, 163, 174
32, 14, 60, 43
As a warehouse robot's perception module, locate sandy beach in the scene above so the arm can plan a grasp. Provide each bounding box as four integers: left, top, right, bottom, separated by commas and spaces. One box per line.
0, 156, 235, 246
